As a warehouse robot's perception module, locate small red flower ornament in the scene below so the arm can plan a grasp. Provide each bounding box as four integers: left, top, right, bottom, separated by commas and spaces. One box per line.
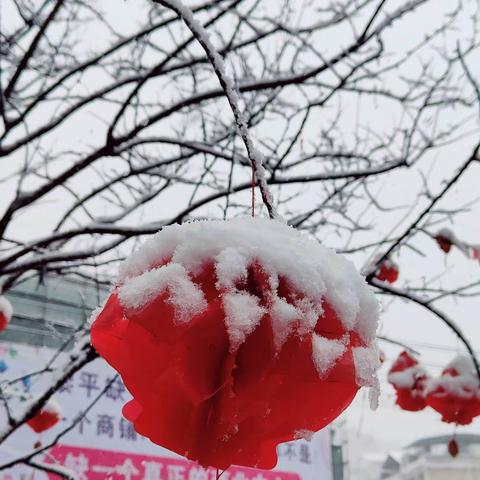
435, 228, 455, 254
425, 356, 480, 425
388, 351, 428, 412
27, 399, 61, 433
0, 296, 12, 333
374, 259, 399, 284
91, 218, 380, 469
448, 437, 459, 457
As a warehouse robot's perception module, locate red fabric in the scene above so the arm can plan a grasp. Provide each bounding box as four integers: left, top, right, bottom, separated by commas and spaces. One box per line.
390, 351, 418, 372
389, 351, 427, 412
0, 313, 8, 333
435, 235, 452, 253
27, 409, 60, 433
448, 438, 459, 457
425, 367, 480, 425
393, 387, 427, 412
374, 262, 398, 284
91, 262, 364, 469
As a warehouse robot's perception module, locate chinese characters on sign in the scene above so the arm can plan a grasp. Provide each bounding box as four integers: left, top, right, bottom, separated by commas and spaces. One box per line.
48, 445, 303, 480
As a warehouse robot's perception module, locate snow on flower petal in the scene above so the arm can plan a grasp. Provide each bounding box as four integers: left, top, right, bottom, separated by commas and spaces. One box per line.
118, 263, 207, 323
312, 334, 348, 378
223, 291, 265, 350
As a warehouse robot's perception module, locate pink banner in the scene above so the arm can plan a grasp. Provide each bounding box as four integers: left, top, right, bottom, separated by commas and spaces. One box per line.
47, 445, 302, 480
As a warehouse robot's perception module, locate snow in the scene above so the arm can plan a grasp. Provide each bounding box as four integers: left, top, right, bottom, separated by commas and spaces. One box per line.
215, 247, 248, 290
270, 297, 301, 348
436, 227, 455, 241
0, 296, 13, 322
223, 292, 265, 350
380, 258, 398, 270
425, 355, 480, 398
354, 345, 381, 387
88, 295, 110, 325
119, 218, 376, 335
294, 298, 321, 334
118, 263, 207, 323
388, 365, 426, 390
115, 217, 379, 389
42, 397, 62, 416
353, 345, 381, 408
312, 334, 347, 377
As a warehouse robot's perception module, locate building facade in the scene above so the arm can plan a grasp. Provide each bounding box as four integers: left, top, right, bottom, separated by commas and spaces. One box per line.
381, 434, 480, 480
1, 274, 108, 348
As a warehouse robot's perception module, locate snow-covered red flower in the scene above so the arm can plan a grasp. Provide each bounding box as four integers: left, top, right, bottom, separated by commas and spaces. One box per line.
91, 217, 380, 469
27, 399, 61, 433
388, 351, 428, 411
425, 356, 480, 425
0, 296, 12, 333
435, 228, 455, 254
374, 259, 399, 284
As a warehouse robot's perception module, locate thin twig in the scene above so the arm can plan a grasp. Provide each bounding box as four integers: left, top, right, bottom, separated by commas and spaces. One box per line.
152, 0, 280, 220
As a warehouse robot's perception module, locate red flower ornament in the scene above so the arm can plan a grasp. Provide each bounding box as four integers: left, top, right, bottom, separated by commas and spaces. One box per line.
91, 218, 380, 469
27, 399, 61, 433
388, 351, 428, 412
0, 296, 12, 333
425, 356, 480, 425
435, 228, 455, 254
448, 437, 459, 457
374, 259, 399, 284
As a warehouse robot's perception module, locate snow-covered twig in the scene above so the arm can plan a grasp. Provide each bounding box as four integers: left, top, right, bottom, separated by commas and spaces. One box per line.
0, 333, 98, 445
365, 142, 480, 279
0, 376, 115, 473
152, 0, 280, 220
377, 335, 420, 355
370, 279, 480, 384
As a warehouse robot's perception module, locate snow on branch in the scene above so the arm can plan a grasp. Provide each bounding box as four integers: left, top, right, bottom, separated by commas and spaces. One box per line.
0, 375, 116, 473
370, 279, 480, 385
0, 333, 98, 445
152, 0, 280, 220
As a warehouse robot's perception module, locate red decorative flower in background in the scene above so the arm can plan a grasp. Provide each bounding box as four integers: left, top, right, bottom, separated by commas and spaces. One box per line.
435, 228, 455, 254
27, 399, 61, 433
374, 259, 399, 284
425, 356, 480, 425
388, 351, 428, 412
448, 437, 459, 457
